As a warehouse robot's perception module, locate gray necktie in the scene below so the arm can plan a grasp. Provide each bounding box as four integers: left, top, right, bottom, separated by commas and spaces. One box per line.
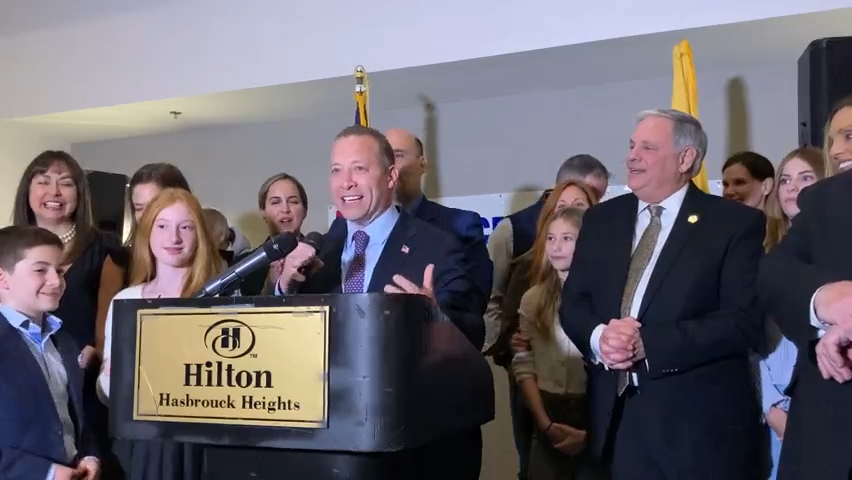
617, 205, 663, 395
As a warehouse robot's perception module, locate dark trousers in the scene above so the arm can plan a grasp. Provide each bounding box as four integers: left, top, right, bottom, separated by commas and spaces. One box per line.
415, 427, 482, 480
509, 371, 534, 480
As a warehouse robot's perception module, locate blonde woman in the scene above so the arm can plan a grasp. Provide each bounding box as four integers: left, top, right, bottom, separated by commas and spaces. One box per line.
759, 147, 825, 479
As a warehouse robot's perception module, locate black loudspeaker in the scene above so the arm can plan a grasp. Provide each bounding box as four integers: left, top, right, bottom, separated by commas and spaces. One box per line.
798, 37, 852, 149
86, 170, 129, 237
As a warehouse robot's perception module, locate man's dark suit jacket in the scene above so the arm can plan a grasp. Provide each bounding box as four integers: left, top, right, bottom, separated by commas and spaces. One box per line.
410, 197, 492, 308
758, 171, 852, 480
0, 314, 97, 480
561, 183, 765, 479
301, 209, 486, 350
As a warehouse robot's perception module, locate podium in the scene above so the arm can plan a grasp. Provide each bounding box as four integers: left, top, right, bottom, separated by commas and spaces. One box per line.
110, 293, 495, 479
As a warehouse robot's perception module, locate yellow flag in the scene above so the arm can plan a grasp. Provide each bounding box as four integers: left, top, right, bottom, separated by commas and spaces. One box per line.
354, 66, 369, 127
672, 40, 709, 193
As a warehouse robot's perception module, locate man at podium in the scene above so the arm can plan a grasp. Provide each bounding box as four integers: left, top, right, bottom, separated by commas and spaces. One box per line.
274, 125, 486, 479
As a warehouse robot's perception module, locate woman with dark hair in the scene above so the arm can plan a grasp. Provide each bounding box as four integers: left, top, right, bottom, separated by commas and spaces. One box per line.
11, 150, 124, 469
237, 172, 309, 296
721, 151, 776, 211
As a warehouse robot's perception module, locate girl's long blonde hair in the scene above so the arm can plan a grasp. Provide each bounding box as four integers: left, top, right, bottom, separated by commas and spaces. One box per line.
763, 147, 825, 252
129, 188, 223, 297
528, 206, 587, 338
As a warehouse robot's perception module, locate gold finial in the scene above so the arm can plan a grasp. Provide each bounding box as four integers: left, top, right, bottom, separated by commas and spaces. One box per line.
354, 65, 366, 75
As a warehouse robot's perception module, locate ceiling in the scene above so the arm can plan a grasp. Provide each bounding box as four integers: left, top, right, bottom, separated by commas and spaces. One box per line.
0, 0, 181, 38
7, 7, 852, 143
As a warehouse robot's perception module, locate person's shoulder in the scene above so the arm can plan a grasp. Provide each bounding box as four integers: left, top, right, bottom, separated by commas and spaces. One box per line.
113, 285, 144, 300
583, 193, 634, 223
703, 192, 764, 224
520, 284, 543, 307
431, 200, 481, 222
406, 213, 463, 252
801, 170, 852, 205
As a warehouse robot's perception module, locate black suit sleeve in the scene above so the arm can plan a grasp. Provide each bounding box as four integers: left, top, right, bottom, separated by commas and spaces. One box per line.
640, 209, 765, 378
560, 211, 606, 360
758, 187, 840, 346
0, 447, 53, 480
433, 236, 486, 350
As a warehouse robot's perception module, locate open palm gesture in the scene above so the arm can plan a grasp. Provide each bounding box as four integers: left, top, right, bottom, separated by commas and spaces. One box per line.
384, 264, 436, 303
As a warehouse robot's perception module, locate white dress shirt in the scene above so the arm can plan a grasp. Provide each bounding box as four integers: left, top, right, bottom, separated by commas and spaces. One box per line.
809, 289, 828, 338
590, 183, 690, 384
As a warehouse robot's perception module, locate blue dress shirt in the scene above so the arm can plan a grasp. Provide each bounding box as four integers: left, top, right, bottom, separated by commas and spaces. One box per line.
759, 320, 797, 414
340, 206, 400, 291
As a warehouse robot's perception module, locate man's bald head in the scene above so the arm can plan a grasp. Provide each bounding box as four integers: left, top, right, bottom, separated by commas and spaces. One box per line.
385, 128, 427, 205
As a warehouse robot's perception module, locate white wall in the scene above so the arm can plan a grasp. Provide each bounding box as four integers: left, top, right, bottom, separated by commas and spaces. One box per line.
0, 0, 844, 118
73, 62, 799, 245
0, 122, 71, 224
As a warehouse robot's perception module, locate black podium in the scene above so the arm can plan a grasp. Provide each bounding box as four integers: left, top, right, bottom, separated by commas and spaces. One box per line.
110, 293, 495, 479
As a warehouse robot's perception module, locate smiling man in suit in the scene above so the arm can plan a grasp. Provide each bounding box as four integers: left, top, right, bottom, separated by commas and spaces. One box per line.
384, 128, 492, 305
275, 125, 485, 479
561, 109, 765, 479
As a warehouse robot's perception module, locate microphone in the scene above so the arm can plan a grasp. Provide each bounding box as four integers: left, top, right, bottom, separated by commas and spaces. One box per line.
287, 232, 324, 293
301, 231, 323, 255
193, 232, 298, 298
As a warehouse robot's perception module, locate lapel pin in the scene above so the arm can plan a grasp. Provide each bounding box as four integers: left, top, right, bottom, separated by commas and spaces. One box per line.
687, 214, 699, 224
401, 245, 410, 254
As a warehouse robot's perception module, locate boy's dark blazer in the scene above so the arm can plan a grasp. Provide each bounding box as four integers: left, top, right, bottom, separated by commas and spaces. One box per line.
0, 313, 97, 480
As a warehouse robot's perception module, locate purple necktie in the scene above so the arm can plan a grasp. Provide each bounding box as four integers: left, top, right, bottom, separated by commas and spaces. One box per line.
343, 230, 370, 293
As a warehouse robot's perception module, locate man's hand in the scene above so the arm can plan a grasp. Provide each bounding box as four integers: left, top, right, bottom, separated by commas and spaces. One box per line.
276, 243, 318, 291
815, 325, 852, 383
814, 281, 852, 328
384, 264, 436, 303
600, 317, 642, 369
79, 346, 97, 368
548, 424, 586, 455
74, 457, 100, 480
53, 464, 77, 480
765, 406, 787, 440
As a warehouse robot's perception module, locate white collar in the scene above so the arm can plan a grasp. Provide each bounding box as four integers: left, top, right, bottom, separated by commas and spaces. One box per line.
636, 182, 689, 214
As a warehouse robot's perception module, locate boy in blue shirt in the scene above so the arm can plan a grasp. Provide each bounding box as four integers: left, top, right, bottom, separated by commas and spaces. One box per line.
0, 226, 100, 480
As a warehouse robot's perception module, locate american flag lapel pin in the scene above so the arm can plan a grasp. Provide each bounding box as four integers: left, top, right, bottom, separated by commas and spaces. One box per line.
401, 245, 410, 254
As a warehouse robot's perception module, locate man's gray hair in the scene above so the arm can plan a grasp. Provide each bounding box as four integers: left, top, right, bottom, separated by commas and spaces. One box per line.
636, 109, 708, 177
555, 154, 610, 184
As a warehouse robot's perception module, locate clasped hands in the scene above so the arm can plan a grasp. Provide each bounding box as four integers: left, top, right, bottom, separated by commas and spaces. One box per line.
599, 317, 645, 370
813, 281, 852, 383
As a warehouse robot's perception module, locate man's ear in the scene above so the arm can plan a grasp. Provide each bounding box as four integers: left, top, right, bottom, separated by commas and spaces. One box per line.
419, 155, 428, 176
679, 147, 698, 175
387, 164, 400, 190
0, 268, 10, 291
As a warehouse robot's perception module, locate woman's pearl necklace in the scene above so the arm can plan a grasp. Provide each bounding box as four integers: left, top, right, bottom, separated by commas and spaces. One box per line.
59, 224, 77, 245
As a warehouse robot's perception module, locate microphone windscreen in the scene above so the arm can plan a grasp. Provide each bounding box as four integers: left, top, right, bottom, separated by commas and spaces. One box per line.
303, 231, 323, 251
263, 232, 297, 261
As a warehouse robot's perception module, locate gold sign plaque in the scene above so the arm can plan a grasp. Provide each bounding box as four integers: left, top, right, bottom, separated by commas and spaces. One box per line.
132, 306, 329, 428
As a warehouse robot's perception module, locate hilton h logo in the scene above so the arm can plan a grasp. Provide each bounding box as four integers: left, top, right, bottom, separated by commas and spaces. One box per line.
219, 326, 240, 350
204, 319, 257, 359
